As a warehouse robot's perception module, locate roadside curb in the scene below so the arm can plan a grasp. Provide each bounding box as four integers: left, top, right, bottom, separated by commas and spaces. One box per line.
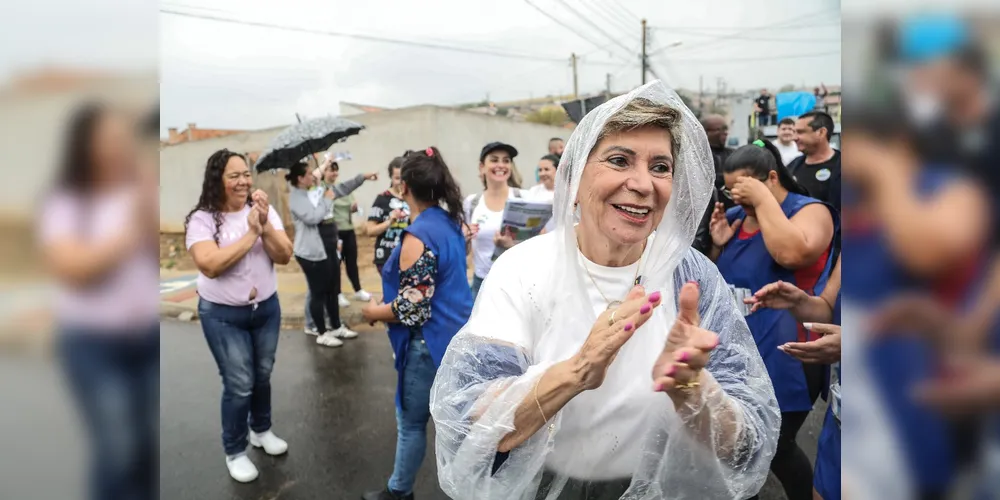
159, 302, 368, 331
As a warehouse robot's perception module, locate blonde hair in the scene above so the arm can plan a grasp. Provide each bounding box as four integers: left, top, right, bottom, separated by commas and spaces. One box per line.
597, 97, 682, 158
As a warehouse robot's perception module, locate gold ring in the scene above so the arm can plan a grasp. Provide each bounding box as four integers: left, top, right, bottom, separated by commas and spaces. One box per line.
608, 310, 617, 326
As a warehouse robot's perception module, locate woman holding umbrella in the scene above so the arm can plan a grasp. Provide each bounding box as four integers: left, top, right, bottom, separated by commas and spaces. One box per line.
287, 159, 377, 347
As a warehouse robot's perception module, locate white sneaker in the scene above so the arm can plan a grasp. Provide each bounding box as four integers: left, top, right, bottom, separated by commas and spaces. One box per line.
338, 294, 350, 308
353, 290, 372, 302
249, 430, 288, 456
332, 325, 358, 339
316, 332, 344, 347
225, 453, 259, 483
304, 326, 319, 336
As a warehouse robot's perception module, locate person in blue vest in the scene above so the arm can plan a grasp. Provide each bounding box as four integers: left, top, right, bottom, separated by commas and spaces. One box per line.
709, 139, 838, 500
838, 108, 989, 498
745, 256, 841, 500
360, 146, 474, 500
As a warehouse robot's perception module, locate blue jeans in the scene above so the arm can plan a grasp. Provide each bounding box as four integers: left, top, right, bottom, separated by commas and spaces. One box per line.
58, 324, 159, 500
388, 339, 437, 495
199, 293, 281, 456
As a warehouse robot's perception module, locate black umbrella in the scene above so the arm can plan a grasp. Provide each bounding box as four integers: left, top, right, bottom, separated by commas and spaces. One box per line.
254, 116, 365, 172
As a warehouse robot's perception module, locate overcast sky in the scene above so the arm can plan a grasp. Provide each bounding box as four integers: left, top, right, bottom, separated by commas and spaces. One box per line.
157, 0, 841, 134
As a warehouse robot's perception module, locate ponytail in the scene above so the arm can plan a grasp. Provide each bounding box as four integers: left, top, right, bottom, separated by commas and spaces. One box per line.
400, 146, 466, 226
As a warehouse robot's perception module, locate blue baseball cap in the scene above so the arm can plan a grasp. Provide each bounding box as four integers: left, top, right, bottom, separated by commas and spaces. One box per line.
899, 14, 970, 63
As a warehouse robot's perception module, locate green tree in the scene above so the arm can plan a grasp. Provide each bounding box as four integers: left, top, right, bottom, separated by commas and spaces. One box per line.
525, 105, 569, 127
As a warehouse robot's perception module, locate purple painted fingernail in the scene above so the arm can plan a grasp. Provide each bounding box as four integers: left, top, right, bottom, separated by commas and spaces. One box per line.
624, 323, 634, 332
640, 304, 651, 314
665, 365, 676, 377
649, 292, 661, 303
677, 351, 689, 362
653, 383, 662, 392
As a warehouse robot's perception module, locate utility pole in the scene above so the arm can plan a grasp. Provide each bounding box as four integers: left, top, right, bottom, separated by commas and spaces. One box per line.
698, 75, 704, 116
606, 73, 612, 98
571, 53, 579, 99
640, 19, 647, 84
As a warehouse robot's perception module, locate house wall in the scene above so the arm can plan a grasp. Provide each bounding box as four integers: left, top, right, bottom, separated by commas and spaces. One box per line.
159, 106, 572, 232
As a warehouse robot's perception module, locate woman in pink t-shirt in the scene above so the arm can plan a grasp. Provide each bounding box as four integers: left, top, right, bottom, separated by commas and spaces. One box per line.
184, 149, 293, 483
40, 103, 161, 500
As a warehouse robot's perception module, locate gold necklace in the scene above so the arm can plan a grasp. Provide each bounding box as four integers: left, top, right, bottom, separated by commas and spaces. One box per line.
578, 238, 646, 310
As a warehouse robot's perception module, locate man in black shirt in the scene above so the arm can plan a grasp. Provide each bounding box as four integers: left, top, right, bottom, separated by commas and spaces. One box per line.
788, 111, 840, 204
755, 89, 772, 126
693, 114, 735, 255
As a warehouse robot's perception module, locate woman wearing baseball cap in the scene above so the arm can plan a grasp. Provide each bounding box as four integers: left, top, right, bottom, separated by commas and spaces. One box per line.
463, 142, 524, 297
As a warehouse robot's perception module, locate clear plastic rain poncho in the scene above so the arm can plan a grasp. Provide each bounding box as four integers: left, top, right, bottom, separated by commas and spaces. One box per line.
429, 81, 780, 500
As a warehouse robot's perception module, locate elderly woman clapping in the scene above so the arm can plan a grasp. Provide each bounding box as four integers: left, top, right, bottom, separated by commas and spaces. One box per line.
429, 82, 779, 500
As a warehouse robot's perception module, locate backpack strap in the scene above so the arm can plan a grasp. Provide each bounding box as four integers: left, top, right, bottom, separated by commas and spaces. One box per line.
469, 193, 483, 218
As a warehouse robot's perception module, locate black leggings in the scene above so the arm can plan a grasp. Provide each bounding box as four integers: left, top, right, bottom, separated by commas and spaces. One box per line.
338, 229, 362, 293
296, 255, 341, 334
297, 224, 343, 334
748, 363, 825, 500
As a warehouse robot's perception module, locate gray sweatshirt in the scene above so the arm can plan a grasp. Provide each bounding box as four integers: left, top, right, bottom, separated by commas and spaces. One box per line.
289, 173, 365, 261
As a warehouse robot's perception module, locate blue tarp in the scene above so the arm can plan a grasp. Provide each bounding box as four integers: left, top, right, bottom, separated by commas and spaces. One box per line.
776, 92, 817, 121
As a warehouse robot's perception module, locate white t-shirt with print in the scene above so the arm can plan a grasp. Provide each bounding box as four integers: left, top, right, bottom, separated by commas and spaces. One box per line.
771, 139, 803, 166
463, 189, 520, 280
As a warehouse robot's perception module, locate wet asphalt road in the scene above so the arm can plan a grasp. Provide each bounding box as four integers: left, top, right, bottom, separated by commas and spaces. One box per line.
160, 320, 450, 500
1, 321, 822, 499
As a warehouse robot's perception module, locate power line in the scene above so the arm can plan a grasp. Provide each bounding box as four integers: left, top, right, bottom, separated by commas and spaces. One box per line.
670, 50, 839, 64
161, 7, 573, 63
609, 0, 640, 23
522, 0, 625, 59
648, 9, 839, 56
555, 0, 634, 56
650, 19, 840, 31
659, 29, 841, 43
576, 0, 639, 39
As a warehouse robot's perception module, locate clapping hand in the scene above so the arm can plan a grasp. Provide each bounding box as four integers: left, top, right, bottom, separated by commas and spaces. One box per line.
247, 205, 264, 235
572, 286, 662, 391
709, 203, 742, 248
778, 323, 841, 364
743, 280, 809, 313
251, 189, 269, 226
652, 281, 720, 403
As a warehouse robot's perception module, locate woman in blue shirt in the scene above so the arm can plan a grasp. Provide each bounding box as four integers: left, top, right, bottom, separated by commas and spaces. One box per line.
746, 256, 841, 500
361, 146, 474, 500
710, 140, 837, 500
840, 109, 989, 499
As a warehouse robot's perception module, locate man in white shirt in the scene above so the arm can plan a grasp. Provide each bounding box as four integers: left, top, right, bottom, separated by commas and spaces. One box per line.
771, 117, 803, 166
